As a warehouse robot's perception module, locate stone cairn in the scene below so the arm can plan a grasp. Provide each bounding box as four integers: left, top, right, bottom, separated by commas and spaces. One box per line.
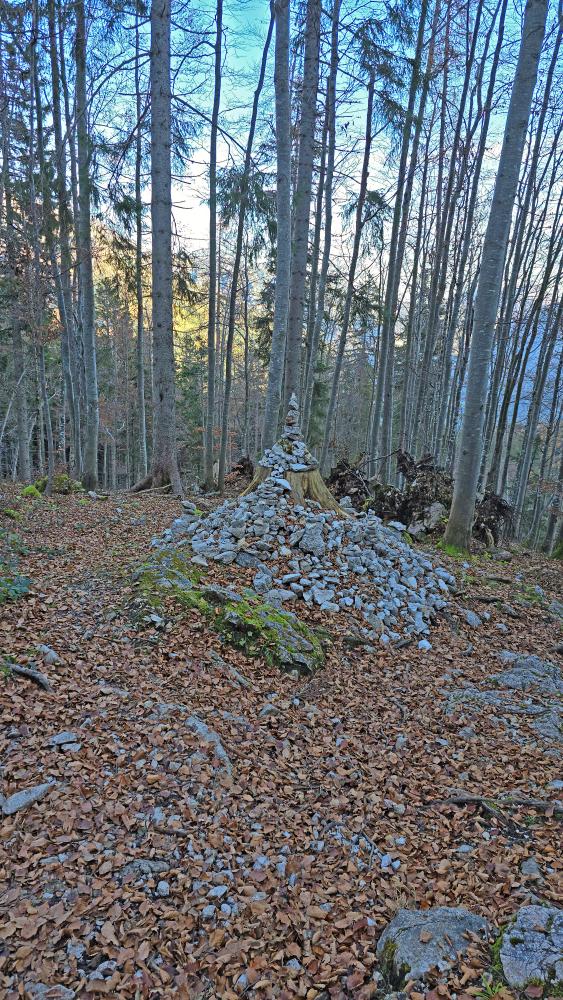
160, 397, 455, 647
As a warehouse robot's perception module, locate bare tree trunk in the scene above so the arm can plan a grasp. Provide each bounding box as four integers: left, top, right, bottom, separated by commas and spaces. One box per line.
217, 10, 273, 491
543, 445, 563, 555
47, 0, 81, 475
75, 0, 99, 489
203, 0, 223, 490
528, 347, 562, 543
512, 287, 562, 536
445, 0, 548, 550
283, 0, 321, 406
320, 70, 375, 474
135, 0, 148, 479
0, 33, 31, 481
303, 0, 340, 437
262, 0, 291, 449
144, 0, 182, 494
376, 0, 430, 481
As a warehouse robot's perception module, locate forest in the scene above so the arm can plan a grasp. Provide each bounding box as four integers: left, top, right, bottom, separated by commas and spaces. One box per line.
0, 0, 561, 551
0, 0, 562, 997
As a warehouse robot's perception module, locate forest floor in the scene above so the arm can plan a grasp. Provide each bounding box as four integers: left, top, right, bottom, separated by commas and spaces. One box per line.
0, 487, 561, 1000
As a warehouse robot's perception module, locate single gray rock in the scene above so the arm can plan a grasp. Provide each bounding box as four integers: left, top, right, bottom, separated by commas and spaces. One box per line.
299, 525, 325, 558
37, 644, 62, 665
500, 905, 563, 989
424, 502, 446, 531
47, 731, 78, 747
25, 985, 75, 999
2, 781, 55, 816
462, 609, 482, 628
520, 858, 541, 877
121, 858, 170, 878
376, 906, 490, 983
156, 879, 170, 897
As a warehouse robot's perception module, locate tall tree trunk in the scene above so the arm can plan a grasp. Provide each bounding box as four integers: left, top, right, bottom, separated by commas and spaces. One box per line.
262, 0, 291, 449
543, 445, 563, 555
528, 347, 562, 543
376, 0, 430, 481
283, 0, 321, 407
47, 0, 81, 475
75, 0, 99, 489
217, 10, 274, 491
320, 70, 375, 474
146, 0, 182, 493
0, 32, 31, 481
445, 0, 548, 550
203, 0, 223, 490
135, 1, 148, 479
303, 0, 340, 437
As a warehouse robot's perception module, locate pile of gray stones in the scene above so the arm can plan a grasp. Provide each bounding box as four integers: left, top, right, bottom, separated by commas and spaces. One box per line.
158, 397, 456, 648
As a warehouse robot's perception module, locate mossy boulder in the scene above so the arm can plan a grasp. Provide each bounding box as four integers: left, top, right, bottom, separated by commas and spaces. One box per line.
34, 473, 84, 494
136, 550, 325, 675
20, 485, 42, 499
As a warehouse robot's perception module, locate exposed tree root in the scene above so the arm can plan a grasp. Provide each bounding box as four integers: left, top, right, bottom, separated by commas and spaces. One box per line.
5, 663, 52, 691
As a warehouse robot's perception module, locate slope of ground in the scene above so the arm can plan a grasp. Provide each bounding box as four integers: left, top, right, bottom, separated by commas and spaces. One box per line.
0, 489, 561, 999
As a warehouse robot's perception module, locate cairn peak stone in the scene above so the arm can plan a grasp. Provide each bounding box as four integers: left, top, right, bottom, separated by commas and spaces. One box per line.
259, 396, 319, 473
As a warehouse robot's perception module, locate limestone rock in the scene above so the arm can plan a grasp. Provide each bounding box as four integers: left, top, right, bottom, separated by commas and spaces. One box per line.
47, 731, 78, 747
2, 781, 56, 816
500, 905, 563, 990
25, 984, 75, 999
423, 501, 446, 530
376, 906, 490, 983
494, 653, 563, 695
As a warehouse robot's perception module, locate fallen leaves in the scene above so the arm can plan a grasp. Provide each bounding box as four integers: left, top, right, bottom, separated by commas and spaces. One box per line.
0, 491, 561, 997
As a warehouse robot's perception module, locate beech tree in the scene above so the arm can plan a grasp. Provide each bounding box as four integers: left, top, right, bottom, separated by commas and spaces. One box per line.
445, 0, 549, 550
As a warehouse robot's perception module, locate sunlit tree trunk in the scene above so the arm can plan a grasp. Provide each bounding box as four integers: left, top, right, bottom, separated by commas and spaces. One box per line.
75, 0, 99, 489
203, 0, 223, 490
146, 0, 182, 493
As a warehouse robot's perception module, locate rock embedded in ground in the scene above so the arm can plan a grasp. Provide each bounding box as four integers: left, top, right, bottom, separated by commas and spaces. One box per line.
25, 984, 75, 999
2, 781, 56, 816
47, 731, 78, 747
499, 905, 563, 990
376, 906, 490, 984
494, 652, 563, 695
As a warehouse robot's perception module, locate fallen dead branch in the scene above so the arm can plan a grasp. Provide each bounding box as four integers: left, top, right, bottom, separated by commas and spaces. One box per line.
424, 791, 562, 816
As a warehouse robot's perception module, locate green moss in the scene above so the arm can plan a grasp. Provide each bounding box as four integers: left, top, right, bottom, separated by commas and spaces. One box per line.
20, 484, 42, 498
552, 540, 563, 560
34, 473, 84, 494
0, 562, 30, 604
378, 939, 411, 989
437, 539, 470, 560
489, 926, 505, 980
2, 508, 22, 521
136, 550, 324, 673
